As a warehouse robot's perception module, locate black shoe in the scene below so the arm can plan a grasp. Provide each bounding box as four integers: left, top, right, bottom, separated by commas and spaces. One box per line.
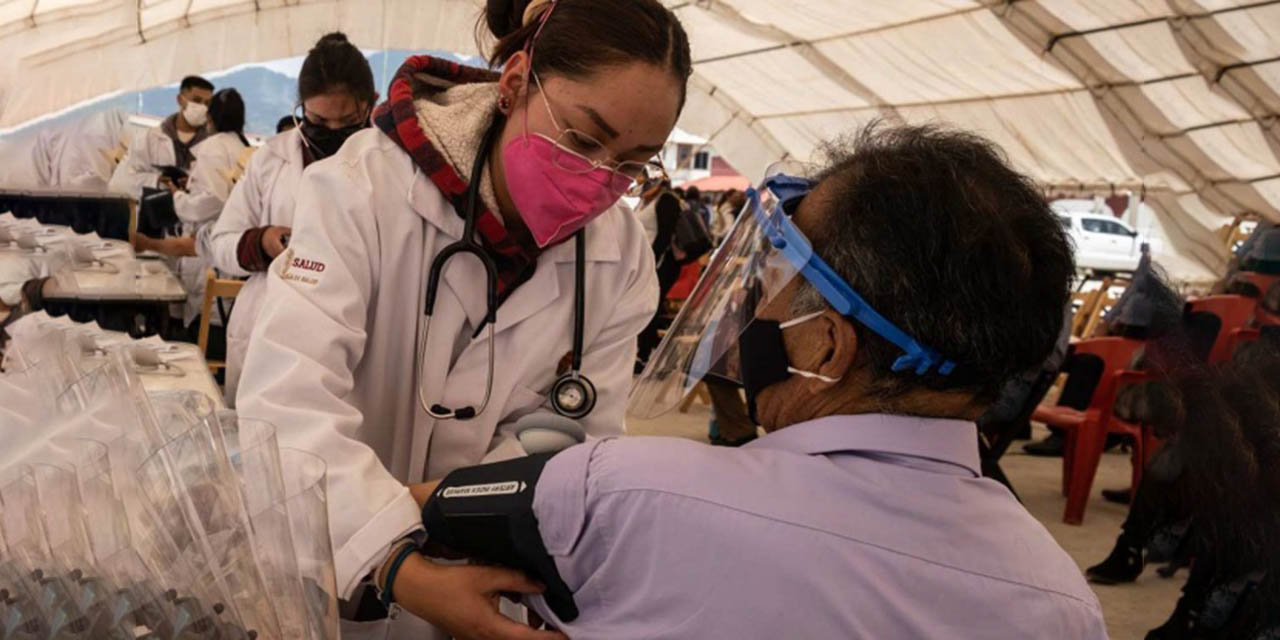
1105, 433, 1131, 453
1144, 596, 1198, 639
1023, 432, 1065, 457
1101, 487, 1133, 505
1086, 537, 1144, 585
1013, 420, 1032, 441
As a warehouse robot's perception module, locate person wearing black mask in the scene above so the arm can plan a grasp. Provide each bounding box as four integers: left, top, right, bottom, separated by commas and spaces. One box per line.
207, 31, 376, 405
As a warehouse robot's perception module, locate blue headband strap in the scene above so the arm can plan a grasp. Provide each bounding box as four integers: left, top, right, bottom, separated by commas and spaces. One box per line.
749, 177, 956, 377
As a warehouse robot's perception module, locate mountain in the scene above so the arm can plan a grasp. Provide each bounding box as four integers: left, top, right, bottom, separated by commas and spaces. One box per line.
1, 49, 486, 141
136, 66, 299, 137
367, 49, 488, 92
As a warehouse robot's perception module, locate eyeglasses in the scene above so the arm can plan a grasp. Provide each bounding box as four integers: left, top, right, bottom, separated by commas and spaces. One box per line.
529, 72, 668, 181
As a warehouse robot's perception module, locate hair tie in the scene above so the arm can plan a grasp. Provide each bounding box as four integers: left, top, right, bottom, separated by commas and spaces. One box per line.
522, 0, 554, 27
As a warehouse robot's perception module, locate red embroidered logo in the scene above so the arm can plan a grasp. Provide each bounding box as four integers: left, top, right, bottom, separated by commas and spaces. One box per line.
291, 257, 326, 273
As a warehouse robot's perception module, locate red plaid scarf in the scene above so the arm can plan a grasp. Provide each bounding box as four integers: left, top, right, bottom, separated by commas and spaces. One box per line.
372, 55, 541, 304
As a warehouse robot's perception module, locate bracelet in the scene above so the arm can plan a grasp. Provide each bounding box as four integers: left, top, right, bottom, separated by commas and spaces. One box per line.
379, 542, 420, 608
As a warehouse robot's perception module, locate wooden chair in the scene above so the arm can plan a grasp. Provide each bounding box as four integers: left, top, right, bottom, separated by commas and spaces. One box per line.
198, 269, 244, 374
103, 143, 127, 167
221, 146, 259, 185
1070, 277, 1114, 337
678, 382, 713, 413
236, 145, 258, 171
1220, 215, 1257, 255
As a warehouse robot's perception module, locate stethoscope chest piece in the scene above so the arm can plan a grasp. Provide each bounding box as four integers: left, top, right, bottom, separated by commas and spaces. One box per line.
418, 117, 597, 425
550, 373, 596, 420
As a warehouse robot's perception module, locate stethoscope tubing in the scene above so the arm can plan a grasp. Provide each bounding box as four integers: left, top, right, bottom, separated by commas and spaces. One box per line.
414, 114, 592, 426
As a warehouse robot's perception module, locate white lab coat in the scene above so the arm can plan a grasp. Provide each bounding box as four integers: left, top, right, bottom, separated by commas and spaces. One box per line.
173, 131, 245, 327
236, 129, 658, 638
108, 117, 187, 199
57, 110, 128, 191
0, 253, 40, 306
30, 125, 68, 189
207, 128, 305, 405
634, 196, 660, 247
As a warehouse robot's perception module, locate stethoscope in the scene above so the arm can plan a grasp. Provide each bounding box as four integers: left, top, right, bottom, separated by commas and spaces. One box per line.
416, 121, 596, 422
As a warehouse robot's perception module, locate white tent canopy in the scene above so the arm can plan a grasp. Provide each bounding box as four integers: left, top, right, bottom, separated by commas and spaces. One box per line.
2, 0, 1277, 282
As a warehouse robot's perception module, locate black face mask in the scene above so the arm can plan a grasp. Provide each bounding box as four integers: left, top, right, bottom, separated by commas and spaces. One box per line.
737, 319, 794, 425
737, 312, 842, 424
300, 117, 366, 159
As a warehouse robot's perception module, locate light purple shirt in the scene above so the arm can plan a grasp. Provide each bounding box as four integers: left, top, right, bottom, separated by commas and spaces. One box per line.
530, 414, 1107, 639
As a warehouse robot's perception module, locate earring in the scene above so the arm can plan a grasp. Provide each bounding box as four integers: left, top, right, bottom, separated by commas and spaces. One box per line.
499, 95, 512, 112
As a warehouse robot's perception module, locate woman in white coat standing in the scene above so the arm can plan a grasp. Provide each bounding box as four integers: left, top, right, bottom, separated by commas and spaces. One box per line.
134, 89, 248, 343
209, 33, 377, 405
235, 1, 691, 638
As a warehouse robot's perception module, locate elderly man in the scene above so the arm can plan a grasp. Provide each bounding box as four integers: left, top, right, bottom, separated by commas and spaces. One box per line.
386, 125, 1106, 639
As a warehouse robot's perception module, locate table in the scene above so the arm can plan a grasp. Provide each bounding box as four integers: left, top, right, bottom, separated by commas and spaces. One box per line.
43, 251, 186, 303
71, 333, 224, 408
133, 340, 225, 408
0, 188, 134, 242
34, 237, 187, 337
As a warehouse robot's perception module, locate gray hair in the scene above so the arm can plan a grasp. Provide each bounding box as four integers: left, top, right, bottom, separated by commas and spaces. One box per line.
780, 122, 1075, 401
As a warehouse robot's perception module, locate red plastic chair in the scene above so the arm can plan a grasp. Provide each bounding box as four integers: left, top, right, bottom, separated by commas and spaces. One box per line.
1238, 272, 1280, 296
1031, 337, 1147, 525
1258, 306, 1280, 327
1186, 295, 1259, 364
665, 262, 703, 301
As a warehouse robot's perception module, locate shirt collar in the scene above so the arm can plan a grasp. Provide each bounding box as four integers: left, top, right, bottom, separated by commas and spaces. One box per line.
745, 413, 981, 477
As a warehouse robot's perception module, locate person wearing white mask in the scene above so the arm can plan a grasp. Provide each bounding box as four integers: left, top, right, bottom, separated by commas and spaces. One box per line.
108, 76, 214, 199
58, 109, 130, 191
209, 32, 377, 406
131, 89, 248, 364
234, 1, 691, 637
26, 109, 128, 191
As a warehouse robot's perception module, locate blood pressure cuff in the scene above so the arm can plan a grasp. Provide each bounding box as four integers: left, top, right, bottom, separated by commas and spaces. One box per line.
422, 453, 578, 622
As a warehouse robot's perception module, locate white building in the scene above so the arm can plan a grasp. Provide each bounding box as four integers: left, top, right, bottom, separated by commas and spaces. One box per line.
660, 128, 715, 185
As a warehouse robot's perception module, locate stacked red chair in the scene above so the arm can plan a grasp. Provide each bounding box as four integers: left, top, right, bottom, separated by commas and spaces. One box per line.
1238, 272, 1279, 296
1186, 295, 1259, 364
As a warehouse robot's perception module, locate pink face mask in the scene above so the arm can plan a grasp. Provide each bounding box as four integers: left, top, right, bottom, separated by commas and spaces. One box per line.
502, 133, 635, 248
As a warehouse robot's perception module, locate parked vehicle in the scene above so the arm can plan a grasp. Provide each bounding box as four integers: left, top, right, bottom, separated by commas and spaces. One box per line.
1052, 199, 1145, 273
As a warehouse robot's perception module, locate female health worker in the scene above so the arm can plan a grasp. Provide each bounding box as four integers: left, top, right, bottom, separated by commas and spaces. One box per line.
209, 32, 377, 405
235, 1, 692, 638
138, 88, 248, 331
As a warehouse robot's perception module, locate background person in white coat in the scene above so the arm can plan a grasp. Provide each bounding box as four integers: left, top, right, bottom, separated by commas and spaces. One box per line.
28, 109, 129, 191
234, 1, 691, 637
108, 75, 213, 199
134, 89, 248, 356
209, 32, 377, 406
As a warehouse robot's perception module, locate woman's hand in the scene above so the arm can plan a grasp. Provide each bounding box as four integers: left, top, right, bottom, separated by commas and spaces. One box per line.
260, 226, 292, 259
392, 554, 567, 640
133, 233, 196, 257
133, 233, 158, 253
167, 235, 197, 257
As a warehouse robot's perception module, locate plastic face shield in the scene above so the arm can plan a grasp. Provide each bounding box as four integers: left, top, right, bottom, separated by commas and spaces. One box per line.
628, 174, 811, 419
628, 171, 957, 420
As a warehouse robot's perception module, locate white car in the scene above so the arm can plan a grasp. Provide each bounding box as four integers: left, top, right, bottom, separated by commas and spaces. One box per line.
1051, 199, 1145, 273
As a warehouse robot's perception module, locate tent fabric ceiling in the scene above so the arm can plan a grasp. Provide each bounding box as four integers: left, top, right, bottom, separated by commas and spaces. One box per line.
0, 0, 1277, 283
